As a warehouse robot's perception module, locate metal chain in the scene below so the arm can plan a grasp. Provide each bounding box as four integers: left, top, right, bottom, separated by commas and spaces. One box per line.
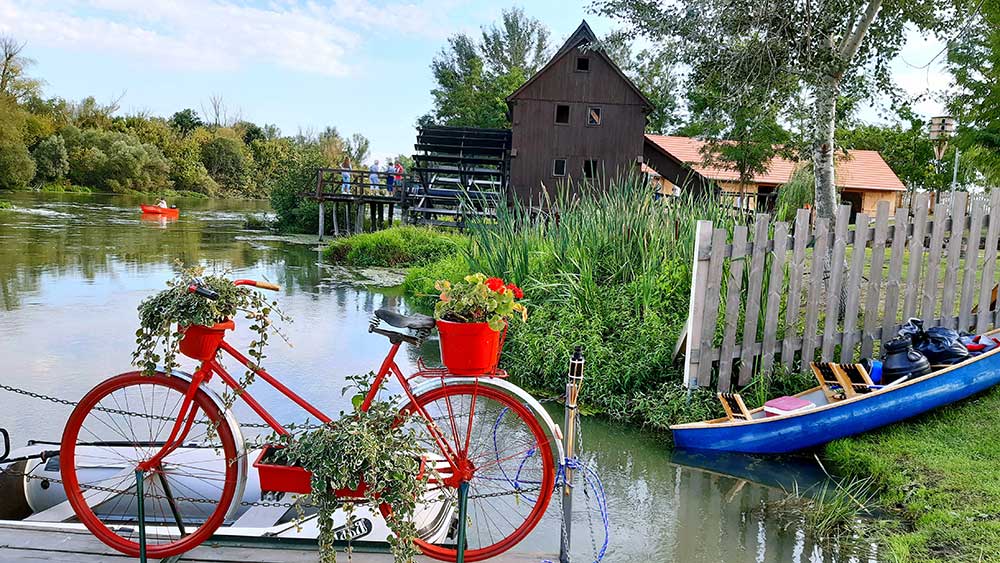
0, 382, 321, 430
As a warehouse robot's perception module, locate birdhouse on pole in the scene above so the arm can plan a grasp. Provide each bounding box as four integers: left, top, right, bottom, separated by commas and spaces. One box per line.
929, 116, 956, 161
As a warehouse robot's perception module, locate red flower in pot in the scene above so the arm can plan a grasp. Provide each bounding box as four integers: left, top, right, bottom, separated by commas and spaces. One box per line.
434, 273, 527, 375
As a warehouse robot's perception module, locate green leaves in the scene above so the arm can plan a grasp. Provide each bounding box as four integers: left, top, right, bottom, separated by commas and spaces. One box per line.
274, 372, 426, 563
133, 266, 288, 396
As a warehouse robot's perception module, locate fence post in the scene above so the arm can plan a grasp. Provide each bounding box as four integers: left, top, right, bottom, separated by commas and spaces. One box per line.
684, 221, 714, 389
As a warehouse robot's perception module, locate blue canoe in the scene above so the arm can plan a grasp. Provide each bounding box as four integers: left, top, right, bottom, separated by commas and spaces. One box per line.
671, 345, 1000, 454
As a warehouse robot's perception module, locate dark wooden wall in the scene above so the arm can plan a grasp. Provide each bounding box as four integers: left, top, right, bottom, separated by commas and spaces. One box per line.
508, 46, 648, 205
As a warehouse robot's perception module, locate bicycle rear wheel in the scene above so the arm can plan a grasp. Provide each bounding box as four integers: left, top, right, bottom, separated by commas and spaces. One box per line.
60, 371, 240, 558
396, 382, 556, 562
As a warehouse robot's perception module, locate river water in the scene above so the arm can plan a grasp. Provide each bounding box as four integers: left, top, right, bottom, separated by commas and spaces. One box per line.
0, 192, 876, 562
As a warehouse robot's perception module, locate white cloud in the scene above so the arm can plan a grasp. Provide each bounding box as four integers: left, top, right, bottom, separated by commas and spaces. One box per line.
0, 0, 455, 76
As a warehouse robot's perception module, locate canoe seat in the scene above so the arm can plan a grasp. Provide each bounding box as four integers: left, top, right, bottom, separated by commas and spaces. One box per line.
811, 362, 848, 401
811, 362, 875, 401
718, 392, 752, 421
840, 363, 875, 394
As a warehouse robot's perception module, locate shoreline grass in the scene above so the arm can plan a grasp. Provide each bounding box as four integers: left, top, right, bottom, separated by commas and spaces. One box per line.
825, 386, 1000, 562
324, 226, 468, 268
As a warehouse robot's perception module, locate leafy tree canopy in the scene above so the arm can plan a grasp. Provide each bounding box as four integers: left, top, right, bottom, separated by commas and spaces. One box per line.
423, 8, 550, 128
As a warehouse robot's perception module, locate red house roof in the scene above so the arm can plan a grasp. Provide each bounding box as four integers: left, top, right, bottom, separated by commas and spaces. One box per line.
644, 135, 906, 191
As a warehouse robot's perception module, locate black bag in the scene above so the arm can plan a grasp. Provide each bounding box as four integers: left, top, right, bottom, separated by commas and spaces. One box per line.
897, 318, 969, 365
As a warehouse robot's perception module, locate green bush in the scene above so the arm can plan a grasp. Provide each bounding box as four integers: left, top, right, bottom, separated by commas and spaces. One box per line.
0, 200, 12, 210
61, 125, 170, 193
325, 226, 467, 267
31, 134, 69, 183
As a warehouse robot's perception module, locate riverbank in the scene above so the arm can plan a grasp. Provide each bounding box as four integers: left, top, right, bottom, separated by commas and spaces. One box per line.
825, 386, 1000, 562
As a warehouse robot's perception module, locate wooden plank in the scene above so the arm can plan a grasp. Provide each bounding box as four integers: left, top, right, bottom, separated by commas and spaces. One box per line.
841, 212, 869, 360
821, 205, 852, 359
697, 228, 730, 386
959, 199, 986, 331
941, 191, 969, 329
883, 206, 910, 341
716, 225, 749, 391
759, 221, 789, 375
684, 220, 714, 388
738, 215, 772, 385
861, 202, 890, 358
902, 193, 930, 321
781, 208, 811, 369
976, 189, 1000, 333
801, 218, 830, 365
921, 198, 949, 324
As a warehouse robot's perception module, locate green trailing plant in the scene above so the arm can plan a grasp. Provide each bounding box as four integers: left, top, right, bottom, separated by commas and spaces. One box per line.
133, 266, 286, 394
774, 164, 814, 222
271, 372, 428, 563
434, 273, 526, 330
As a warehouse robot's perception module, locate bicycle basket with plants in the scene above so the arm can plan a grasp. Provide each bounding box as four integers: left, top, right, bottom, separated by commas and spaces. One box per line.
434, 273, 527, 375
133, 265, 286, 385
266, 372, 429, 563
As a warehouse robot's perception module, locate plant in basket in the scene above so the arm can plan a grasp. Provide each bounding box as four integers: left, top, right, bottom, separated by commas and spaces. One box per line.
267, 372, 428, 563
133, 265, 286, 391
434, 273, 527, 375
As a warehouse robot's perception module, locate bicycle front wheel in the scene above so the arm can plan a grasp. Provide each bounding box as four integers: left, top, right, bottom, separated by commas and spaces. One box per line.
398, 382, 556, 562
60, 371, 240, 558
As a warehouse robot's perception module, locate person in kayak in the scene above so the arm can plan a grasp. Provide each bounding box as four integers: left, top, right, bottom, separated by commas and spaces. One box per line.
158, 198, 168, 208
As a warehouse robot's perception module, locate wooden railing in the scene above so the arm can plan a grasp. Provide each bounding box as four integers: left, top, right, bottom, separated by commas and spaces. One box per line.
684, 191, 1000, 391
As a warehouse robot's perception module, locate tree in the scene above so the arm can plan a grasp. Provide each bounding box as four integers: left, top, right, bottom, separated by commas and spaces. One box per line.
345, 133, 371, 166
606, 43, 681, 134
947, 0, 1000, 184
479, 7, 550, 77
0, 98, 35, 190
0, 36, 43, 102
31, 134, 69, 182
597, 0, 950, 220
837, 120, 956, 190
169, 109, 203, 137
425, 8, 550, 128
201, 136, 249, 192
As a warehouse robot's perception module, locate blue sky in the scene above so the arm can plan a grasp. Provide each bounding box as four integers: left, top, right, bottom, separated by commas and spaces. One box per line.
1, 1, 949, 161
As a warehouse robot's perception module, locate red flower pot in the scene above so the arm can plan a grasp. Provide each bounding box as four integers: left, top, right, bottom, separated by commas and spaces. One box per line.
437, 320, 504, 375
178, 320, 235, 361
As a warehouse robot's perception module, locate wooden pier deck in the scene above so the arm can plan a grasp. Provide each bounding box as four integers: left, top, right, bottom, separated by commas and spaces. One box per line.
0, 521, 551, 562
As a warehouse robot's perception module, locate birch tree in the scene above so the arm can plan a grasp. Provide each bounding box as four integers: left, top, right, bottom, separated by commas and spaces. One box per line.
596, 0, 953, 219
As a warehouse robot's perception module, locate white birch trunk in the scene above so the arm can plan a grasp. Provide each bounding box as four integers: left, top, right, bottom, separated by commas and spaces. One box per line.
812, 74, 839, 221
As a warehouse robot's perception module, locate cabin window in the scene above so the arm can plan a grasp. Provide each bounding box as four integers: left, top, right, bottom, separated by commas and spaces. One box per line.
587, 107, 602, 126
576, 57, 590, 72
555, 104, 570, 124
553, 158, 567, 177
582, 159, 599, 179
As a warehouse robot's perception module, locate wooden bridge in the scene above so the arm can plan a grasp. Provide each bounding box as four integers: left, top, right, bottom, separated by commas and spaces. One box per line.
309, 126, 512, 238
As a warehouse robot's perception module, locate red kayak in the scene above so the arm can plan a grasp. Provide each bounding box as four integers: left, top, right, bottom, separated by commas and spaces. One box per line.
140, 205, 179, 218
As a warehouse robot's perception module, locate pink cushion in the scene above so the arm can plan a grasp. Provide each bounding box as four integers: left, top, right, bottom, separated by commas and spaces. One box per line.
763, 396, 814, 417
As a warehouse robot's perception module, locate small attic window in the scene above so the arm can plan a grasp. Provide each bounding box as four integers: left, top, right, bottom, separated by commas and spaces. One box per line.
575, 57, 590, 72
555, 104, 570, 124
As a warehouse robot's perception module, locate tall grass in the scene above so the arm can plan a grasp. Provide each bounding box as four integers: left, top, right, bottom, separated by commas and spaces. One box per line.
466, 174, 739, 314
432, 175, 741, 425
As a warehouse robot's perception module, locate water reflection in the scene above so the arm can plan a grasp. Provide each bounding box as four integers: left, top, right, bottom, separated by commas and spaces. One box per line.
0, 193, 878, 562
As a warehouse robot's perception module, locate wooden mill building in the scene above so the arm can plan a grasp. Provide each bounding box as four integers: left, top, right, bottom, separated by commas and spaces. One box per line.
505, 21, 653, 205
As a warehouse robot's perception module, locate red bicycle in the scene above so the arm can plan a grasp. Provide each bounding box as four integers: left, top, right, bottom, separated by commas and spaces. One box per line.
59, 279, 561, 561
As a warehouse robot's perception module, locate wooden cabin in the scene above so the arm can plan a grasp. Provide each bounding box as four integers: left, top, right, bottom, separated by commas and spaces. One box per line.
506, 21, 653, 206
643, 135, 907, 215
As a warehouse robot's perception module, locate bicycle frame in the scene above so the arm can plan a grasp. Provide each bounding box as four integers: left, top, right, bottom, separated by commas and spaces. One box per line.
138, 337, 462, 472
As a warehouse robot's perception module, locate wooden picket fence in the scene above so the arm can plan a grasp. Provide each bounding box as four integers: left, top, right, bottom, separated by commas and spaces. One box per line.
683, 191, 1000, 391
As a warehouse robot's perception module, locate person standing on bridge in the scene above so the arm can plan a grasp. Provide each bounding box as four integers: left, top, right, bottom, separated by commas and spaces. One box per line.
394, 160, 404, 189
341, 156, 352, 194
369, 160, 380, 194
385, 159, 395, 194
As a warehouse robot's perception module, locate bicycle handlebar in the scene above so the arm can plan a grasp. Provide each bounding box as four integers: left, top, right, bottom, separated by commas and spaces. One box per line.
187, 279, 281, 300
234, 279, 281, 291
